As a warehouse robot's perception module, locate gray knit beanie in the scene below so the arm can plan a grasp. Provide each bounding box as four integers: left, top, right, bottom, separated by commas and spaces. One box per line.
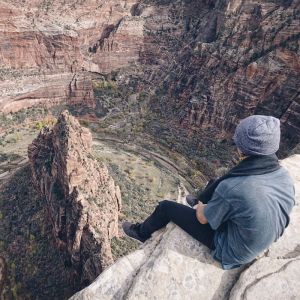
233, 115, 281, 156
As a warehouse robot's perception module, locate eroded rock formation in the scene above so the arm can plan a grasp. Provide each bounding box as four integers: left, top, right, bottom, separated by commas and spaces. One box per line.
0, 0, 299, 152
28, 110, 121, 285
70, 154, 300, 300
0, 0, 143, 112
140, 0, 300, 153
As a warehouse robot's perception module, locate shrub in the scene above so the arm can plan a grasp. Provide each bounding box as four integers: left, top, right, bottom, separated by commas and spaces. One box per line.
34, 118, 57, 130
79, 120, 89, 127
92, 80, 117, 91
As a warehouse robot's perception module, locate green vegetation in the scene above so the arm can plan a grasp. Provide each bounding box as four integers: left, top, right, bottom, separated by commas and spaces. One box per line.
34, 117, 57, 130
93, 141, 181, 259
0, 104, 66, 127
79, 119, 89, 127
0, 166, 76, 299
92, 79, 117, 91
111, 236, 140, 261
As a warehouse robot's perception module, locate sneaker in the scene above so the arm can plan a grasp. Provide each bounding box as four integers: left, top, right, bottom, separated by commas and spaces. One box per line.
122, 222, 147, 243
186, 194, 198, 207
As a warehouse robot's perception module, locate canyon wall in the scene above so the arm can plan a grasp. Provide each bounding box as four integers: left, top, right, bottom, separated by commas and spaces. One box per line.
139, 0, 300, 154
0, 0, 299, 151
0, 0, 143, 112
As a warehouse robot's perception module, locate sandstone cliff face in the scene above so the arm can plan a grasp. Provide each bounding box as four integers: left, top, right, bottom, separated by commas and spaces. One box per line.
0, 0, 299, 150
0, 0, 143, 112
0, 0, 142, 73
28, 110, 121, 285
139, 0, 300, 154
70, 154, 300, 300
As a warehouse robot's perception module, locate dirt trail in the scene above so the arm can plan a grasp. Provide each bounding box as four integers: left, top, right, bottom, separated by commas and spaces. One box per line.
93, 137, 196, 192
0, 157, 29, 181
0, 135, 198, 194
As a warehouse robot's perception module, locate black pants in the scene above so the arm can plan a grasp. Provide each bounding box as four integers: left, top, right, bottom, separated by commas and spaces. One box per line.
138, 200, 215, 249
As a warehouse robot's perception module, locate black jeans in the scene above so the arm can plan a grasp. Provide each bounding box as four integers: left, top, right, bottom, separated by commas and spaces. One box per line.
138, 200, 215, 249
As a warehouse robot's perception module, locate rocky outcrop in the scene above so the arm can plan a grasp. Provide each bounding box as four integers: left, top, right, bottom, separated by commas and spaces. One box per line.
28, 110, 121, 285
70, 154, 300, 300
0, 72, 96, 113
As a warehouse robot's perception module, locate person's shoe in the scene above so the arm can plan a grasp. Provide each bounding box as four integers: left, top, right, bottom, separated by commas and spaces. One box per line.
122, 222, 147, 243
186, 194, 198, 207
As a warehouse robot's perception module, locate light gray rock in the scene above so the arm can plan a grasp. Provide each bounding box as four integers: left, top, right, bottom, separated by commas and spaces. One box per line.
70, 155, 300, 300
229, 258, 300, 300
266, 156, 300, 259
124, 224, 243, 300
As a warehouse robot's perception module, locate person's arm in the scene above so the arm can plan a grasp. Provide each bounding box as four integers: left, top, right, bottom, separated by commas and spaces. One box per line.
198, 190, 231, 229
195, 201, 208, 224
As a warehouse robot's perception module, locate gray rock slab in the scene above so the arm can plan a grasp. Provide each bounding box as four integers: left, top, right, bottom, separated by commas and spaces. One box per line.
70, 155, 300, 300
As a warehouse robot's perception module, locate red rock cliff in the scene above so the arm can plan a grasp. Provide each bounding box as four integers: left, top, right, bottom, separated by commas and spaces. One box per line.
28, 110, 121, 285
0, 0, 143, 112
0, 0, 299, 152
137, 0, 300, 153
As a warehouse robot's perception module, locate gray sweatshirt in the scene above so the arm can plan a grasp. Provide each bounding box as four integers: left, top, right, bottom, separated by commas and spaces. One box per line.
204, 166, 295, 269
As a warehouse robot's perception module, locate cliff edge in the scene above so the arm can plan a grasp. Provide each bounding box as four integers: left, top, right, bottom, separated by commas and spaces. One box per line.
70, 155, 300, 300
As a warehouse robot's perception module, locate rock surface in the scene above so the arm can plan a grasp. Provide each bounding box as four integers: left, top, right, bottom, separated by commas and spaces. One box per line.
0, 257, 8, 298
28, 110, 122, 285
70, 154, 300, 300
0, 0, 143, 112
141, 0, 300, 154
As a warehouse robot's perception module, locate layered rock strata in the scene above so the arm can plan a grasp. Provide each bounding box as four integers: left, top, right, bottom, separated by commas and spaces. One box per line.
70, 154, 300, 300
28, 110, 121, 285
141, 0, 300, 153
0, 0, 143, 112
0, 0, 299, 152
0, 72, 95, 113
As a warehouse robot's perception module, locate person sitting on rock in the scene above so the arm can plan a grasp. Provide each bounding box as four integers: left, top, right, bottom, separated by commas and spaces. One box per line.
122, 115, 295, 269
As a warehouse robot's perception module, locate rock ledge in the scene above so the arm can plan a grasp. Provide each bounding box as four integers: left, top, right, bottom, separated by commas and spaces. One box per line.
70, 155, 300, 300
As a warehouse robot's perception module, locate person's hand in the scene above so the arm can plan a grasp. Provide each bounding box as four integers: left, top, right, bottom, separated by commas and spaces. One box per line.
195, 201, 208, 224
192, 198, 204, 208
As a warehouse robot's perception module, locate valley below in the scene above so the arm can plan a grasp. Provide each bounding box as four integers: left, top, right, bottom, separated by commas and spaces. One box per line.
0, 107, 209, 299
0, 0, 299, 299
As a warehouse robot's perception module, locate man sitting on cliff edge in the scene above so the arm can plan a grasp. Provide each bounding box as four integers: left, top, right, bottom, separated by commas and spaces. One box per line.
122, 115, 295, 269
